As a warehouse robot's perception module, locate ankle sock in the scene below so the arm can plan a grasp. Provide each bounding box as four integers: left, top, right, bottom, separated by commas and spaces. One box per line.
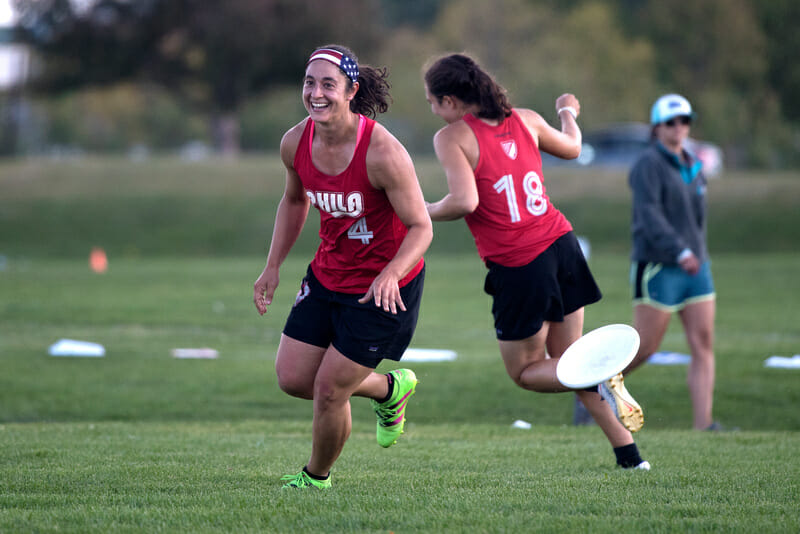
376, 373, 394, 404
303, 466, 330, 481
614, 443, 644, 468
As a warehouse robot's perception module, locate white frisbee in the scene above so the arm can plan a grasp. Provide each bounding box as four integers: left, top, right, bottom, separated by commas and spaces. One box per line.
556, 324, 640, 388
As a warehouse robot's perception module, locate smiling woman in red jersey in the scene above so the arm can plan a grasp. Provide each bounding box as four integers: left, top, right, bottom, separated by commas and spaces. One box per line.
253, 45, 432, 489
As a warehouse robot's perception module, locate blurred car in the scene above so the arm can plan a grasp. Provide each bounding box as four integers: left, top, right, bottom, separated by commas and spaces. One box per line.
542, 122, 723, 177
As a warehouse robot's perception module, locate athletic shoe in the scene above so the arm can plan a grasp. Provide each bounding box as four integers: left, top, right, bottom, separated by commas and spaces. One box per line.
628, 461, 651, 471
599, 373, 644, 433
371, 369, 418, 448
280, 470, 331, 490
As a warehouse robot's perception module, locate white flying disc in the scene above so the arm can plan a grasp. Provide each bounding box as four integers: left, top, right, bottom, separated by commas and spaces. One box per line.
401, 348, 457, 362
48, 339, 106, 357
556, 324, 640, 388
171, 348, 219, 359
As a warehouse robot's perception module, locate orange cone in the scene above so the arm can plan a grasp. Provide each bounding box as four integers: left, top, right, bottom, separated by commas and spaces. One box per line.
89, 247, 108, 273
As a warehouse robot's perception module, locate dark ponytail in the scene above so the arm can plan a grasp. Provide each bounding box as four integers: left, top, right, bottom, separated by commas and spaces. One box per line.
312, 44, 392, 118
424, 54, 512, 120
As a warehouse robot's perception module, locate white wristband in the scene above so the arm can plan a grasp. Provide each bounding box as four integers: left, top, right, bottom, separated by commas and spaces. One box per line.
677, 248, 693, 262
557, 106, 578, 120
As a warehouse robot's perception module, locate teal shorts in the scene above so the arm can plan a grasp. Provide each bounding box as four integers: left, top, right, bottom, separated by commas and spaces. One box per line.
631, 260, 715, 312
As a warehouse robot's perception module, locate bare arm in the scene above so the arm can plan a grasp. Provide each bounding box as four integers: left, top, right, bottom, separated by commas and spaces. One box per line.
360, 124, 433, 313
426, 123, 480, 221
253, 124, 311, 315
523, 93, 582, 160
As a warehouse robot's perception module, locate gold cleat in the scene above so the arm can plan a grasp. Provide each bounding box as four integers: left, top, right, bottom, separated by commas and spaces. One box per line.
599, 373, 644, 432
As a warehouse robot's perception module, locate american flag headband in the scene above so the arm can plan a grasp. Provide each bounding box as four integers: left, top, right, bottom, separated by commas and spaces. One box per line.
307, 49, 360, 84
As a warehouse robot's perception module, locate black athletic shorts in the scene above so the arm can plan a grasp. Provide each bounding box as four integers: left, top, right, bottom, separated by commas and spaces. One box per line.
483, 232, 601, 341
283, 264, 425, 369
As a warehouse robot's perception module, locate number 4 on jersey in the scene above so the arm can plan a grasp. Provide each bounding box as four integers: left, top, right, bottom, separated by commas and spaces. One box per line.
347, 216, 373, 245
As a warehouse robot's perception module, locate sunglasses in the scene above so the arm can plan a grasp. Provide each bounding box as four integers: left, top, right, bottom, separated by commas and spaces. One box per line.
664, 116, 692, 127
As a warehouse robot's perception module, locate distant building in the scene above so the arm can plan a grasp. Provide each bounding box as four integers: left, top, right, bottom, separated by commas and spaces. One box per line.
0, 5, 36, 155
0, 36, 31, 90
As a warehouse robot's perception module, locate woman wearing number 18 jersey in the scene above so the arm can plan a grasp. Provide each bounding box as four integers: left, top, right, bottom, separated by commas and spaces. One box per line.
424, 53, 649, 470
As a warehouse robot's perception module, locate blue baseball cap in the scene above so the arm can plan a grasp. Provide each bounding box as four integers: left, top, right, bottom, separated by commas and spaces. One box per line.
650, 94, 694, 125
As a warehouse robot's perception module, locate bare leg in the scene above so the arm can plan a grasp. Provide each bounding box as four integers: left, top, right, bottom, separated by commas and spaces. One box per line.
500, 309, 636, 447
575, 390, 634, 447
678, 299, 716, 430
498, 322, 566, 393
275, 335, 391, 477
352, 371, 391, 399
275, 335, 326, 399
306, 346, 374, 476
275, 334, 390, 400
625, 304, 672, 374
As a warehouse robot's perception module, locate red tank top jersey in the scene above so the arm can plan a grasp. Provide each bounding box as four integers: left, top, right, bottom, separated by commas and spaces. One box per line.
293, 116, 424, 293
462, 110, 572, 267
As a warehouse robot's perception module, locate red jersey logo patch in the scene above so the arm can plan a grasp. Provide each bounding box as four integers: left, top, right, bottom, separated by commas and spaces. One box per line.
501, 140, 518, 160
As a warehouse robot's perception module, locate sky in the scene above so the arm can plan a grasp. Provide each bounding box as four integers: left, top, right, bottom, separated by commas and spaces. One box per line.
0, 0, 14, 27
0, 0, 98, 27
0, 0, 25, 89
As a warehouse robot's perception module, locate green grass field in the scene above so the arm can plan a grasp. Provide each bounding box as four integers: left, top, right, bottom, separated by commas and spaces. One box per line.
1, 157, 800, 532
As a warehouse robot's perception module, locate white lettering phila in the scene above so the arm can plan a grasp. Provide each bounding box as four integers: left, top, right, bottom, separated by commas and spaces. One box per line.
306, 190, 364, 218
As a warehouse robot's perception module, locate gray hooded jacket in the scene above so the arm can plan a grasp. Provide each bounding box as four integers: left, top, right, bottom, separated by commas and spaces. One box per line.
629, 143, 708, 265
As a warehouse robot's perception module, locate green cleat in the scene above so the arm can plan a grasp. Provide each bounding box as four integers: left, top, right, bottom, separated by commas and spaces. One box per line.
371, 369, 418, 448
280, 470, 331, 490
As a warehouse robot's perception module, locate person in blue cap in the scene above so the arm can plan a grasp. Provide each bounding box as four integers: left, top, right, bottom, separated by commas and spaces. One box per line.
623, 94, 720, 431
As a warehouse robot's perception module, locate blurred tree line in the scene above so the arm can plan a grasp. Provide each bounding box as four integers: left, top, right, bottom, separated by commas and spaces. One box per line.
2, 0, 798, 167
